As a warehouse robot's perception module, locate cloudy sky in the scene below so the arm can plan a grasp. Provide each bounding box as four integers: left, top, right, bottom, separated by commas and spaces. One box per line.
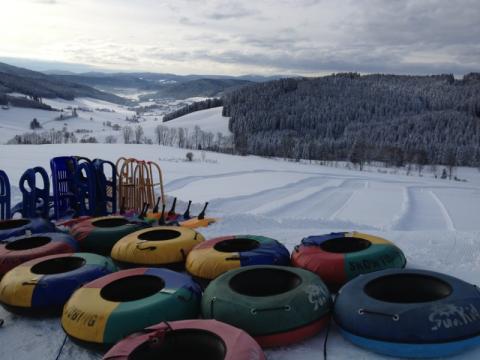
1, 0, 479, 75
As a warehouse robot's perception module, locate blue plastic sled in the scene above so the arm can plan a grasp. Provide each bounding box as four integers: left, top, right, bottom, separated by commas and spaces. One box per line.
0, 170, 10, 220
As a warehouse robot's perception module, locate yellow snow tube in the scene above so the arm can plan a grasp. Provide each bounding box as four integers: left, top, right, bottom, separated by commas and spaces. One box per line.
111, 226, 205, 268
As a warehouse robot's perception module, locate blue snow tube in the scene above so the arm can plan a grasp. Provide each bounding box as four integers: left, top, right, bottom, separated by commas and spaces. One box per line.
0, 252, 116, 314
0, 218, 54, 241
334, 269, 480, 358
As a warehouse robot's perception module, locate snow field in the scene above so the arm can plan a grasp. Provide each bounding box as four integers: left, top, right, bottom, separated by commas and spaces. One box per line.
0, 143, 480, 359
0, 98, 230, 145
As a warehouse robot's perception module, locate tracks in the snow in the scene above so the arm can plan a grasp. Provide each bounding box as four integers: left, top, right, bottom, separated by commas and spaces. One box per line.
391, 186, 456, 231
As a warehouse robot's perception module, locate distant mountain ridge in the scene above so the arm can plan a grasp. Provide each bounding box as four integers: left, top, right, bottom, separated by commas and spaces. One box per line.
52, 72, 278, 100
0, 62, 129, 105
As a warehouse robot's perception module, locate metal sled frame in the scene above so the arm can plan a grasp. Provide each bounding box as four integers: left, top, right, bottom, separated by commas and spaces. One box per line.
116, 157, 165, 214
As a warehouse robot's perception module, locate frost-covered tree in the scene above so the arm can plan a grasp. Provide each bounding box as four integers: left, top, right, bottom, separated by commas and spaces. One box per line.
222, 73, 480, 166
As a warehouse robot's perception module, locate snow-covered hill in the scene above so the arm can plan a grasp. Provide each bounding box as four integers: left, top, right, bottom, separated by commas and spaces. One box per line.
1, 144, 480, 359
0, 97, 230, 144
162, 106, 230, 135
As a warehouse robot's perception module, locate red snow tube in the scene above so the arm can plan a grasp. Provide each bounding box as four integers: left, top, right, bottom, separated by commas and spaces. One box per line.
103, 319, 265, 360
0, 232, 78, 278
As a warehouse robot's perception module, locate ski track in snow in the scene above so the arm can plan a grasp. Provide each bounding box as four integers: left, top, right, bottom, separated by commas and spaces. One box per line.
390, 187, 456, 231
165, 169, 273, 192
429, 190, 456, 231
219, 178, 347, 216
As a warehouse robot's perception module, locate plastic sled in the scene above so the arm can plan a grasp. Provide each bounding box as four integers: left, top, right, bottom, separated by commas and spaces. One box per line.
17, 166, 51, 219
0, 170, 10, 220
50, 156, 78, 219
73, 161, 97, 216
92, 159, 117, 216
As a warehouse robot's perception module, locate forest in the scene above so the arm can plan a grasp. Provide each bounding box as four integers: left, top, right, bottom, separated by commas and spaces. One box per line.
222, 73, 480, 167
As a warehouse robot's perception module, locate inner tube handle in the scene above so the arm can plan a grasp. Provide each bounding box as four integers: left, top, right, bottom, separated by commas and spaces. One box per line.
153, 197, 161, 213
158, 204, 166, 225
139, 202, 149, 219
198, 202, 208, 220
183, 200, 192, 220
168, 197, 177, 216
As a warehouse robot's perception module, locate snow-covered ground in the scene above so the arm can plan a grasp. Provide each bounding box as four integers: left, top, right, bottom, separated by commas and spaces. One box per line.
0, 97, 230, 144
1, 143, 480, 359
162, 107, 230, 135
0, 97, 134, 144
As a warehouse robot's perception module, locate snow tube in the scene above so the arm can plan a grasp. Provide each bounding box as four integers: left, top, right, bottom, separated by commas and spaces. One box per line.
111, 226, 205, 268
0, 218, 53, 241
334, 268, 480, 358
202, 265, 332, 347
70, 216, 150, 255
186, 235, 290, 283
102, 319, 266, 360
0, 252, 115, 313
62, 267, 202, 345
0, 232, 78, 278
292, 231, 406, 290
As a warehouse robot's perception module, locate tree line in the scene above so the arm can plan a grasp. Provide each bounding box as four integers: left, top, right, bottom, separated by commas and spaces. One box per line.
163, 98, 223, 122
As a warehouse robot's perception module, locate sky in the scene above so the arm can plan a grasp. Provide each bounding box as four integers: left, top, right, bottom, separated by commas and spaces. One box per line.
1, 0, 479, 75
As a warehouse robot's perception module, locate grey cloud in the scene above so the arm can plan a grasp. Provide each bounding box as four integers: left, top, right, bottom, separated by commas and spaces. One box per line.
178, 16, 206, 26
47, 0, 480, 75
142, 45, 479, 75
351, 0, 480, 47
238, 29, 308, 50
206, 2, 255, 20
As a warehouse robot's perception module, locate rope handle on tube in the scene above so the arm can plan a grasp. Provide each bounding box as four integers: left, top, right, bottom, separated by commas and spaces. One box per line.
136, 242, 157, 251
250, 305, 291, 315
358, 308, 400, 321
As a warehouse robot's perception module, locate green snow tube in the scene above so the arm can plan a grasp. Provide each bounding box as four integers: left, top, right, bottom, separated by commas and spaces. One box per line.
202, 265, 332, 347
70, 216, 150, 255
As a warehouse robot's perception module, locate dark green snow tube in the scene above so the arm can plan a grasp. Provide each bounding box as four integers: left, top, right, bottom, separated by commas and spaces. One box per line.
201, 265, 332, 347
70, 216, 150, 255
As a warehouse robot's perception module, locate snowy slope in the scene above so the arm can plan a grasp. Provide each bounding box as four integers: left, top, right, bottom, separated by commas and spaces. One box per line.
0, 97, 135, 144
1, 144, 480, 359
162, 106, 231, 135
0, 98, 229, 144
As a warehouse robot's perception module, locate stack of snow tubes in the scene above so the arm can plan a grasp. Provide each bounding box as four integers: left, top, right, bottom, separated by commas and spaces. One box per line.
186, 235, 290, 285
4, 197, 480, 360
292, 231, 406, 290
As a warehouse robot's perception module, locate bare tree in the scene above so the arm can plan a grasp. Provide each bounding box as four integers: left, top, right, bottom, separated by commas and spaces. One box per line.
178, 128, 186, 148
193, 125, 202, 149
123, 126, 133, 144
134, 125, 144, 144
